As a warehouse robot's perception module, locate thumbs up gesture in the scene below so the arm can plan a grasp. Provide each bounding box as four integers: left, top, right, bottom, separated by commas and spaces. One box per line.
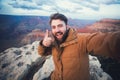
42, 30, 53, 47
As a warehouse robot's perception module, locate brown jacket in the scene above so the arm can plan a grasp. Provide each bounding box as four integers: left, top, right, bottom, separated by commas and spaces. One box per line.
38, 28, 120, 80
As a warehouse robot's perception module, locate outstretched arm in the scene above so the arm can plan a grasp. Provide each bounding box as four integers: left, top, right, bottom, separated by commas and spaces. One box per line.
86, 31, 120, 60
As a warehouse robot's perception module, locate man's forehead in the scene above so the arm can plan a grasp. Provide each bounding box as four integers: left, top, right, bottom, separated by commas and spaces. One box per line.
51, 19, 65, 25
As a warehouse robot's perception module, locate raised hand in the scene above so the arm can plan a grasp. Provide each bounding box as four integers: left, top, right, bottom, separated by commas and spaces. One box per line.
42, 30, 53, 47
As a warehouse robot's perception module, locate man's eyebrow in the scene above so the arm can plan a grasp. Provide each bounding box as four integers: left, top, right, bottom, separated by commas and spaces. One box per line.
58, 24, 63, 26
51, 23, 63, 27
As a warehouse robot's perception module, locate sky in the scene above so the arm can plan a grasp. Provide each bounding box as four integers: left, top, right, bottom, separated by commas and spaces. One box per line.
0, 0, 120, 20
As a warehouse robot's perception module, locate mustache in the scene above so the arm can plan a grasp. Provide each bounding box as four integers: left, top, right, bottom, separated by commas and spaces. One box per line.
55, 31, 63, 35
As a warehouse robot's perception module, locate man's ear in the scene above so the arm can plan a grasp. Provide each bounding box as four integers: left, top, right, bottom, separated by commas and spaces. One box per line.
66, 25, 70, 30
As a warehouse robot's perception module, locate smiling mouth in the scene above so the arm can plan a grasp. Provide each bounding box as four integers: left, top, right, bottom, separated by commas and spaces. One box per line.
55, 32, 63, 36
55, 32, 63, 39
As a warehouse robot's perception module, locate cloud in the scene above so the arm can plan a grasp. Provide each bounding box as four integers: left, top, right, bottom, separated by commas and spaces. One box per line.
70, 0, 120, 11
80, 1, 99, 11
0, 0, 120, 20
54, 1, 81, 13
69, 0, 99, 11
34, 0, 54, 6
7, 0, 57, 11
8, 0, 41, 10
90, 0, 120, 5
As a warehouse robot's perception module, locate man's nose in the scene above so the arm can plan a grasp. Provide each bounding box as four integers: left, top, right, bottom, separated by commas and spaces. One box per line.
55, 27, 60, 32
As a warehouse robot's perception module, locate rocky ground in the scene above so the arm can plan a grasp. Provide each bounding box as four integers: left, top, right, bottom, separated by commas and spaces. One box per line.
0, 41, 112, 80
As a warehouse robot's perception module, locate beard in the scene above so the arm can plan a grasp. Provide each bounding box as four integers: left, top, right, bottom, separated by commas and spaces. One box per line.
53, 29, 69, 44
54, 31, 63, 42
55, 31, 63, 40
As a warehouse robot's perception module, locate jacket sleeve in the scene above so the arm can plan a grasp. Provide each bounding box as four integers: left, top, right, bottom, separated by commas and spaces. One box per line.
38, 40, 52, 56
86, 31, 120, 60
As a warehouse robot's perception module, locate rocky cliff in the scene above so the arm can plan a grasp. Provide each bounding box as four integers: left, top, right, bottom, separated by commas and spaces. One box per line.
0, 41, 112, 80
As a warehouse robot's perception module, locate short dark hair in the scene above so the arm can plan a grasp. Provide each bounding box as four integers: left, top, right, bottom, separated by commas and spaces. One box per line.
49, 13, 68, 25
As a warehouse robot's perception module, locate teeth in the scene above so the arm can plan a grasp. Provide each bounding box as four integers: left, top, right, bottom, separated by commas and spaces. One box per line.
56, 33, 62, 36
57, 33, 61, 35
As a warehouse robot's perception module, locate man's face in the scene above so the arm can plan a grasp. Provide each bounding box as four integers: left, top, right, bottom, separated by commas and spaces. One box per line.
51, 19, 67, 41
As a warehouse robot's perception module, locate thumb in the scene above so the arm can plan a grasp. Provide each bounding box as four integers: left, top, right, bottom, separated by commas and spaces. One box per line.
49, 31, 55, 42
45, 29, 49, 37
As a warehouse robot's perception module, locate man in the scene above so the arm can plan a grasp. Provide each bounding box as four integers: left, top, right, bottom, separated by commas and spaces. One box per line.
38, 13, 120, 80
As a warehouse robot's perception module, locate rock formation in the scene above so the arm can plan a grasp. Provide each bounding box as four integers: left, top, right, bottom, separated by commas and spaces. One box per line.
0, 41, 112, 80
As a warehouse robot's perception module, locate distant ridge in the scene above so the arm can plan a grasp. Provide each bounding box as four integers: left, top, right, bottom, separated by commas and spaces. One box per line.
3, 15, 118, 52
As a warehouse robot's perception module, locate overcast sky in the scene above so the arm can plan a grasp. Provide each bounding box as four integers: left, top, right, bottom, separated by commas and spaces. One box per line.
0, 0, 120, 20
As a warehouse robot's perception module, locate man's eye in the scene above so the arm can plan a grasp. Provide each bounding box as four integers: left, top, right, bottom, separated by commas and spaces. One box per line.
58, 24, 63, 27
52, 26, 55, 29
